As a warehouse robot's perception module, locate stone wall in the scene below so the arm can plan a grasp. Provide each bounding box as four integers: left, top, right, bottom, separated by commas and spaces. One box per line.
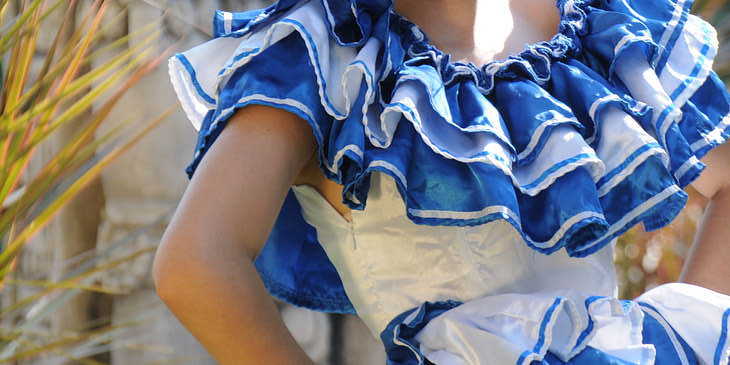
8, 0, 386, 364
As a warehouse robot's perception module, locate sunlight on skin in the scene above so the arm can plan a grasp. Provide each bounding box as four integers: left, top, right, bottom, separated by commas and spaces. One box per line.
499, 0, 562, 61
471, 0, 514, 63
393, 0, 560, 65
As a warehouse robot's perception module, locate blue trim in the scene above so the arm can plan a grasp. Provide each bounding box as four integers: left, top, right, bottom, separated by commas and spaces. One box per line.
638, 302, 693, 364
406, 204, 519, 228
520, 153, 596, 192
279, 18, 347, 118
656, 0, 693, 74
394, 73, 516, 144
187, 97, 318, 174
525, 216, 603, 255
350, 59, 376, 87
597, 142, 663, 190
669, 20, 713, 102
675, 158, 704, 187
175, 54, 217, 104
572, 190, 687, 258
694, 120, 730, 154
213, 7, 276, 38
387, 101, 512, 165
517, 349, 532, 362
258, 267, 355, 313
516, 297, 564, 365
573, 296, 602, 352
516, 118, 583, 167
216, 47, 263, 78
655, 104, 677, 146
381, 300, 463, 365
715, 309, 730, 365
231, 47, 263, 65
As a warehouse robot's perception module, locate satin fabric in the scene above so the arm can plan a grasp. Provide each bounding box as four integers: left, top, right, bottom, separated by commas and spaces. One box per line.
168, 0, 730, 363
169, 0, 730, 313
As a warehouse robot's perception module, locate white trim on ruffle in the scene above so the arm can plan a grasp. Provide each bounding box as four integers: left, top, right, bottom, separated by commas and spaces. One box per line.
574, 184, 681, 255
640, 305, 692, 365
660, 14, 718, 109
691, 114, 730, 153
413, 293, 651, 365
656, 0, 688, 62
638, 283, 730, 365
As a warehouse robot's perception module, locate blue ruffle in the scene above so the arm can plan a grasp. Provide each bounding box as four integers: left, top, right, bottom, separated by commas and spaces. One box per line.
381, 296, 703, 365
169, 0, 730, 313
381, 300, 462, 365
639, 303, 698, 365
255, 192, 355, 313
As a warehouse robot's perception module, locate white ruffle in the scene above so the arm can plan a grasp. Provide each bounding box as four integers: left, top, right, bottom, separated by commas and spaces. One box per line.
414, 291, 652, 365
638, 283, 730, 365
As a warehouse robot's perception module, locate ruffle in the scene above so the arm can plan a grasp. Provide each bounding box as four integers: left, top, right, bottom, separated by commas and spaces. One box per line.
380, 292, 653, 365
168, 0, 730, 312
637, 283, 730, 365
382, 284, 730, 365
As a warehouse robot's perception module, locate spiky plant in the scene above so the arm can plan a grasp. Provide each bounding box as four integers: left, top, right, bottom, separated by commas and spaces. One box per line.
0, 0, 172, 362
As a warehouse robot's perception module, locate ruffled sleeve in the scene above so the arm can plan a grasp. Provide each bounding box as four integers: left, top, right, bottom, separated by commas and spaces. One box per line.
168, 0, 730, 313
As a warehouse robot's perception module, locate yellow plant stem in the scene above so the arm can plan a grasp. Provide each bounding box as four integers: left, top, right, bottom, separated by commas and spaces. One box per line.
0, 0, 42, 54
1, 245, 157, 321
0, 40, 167, 238
4, 3, 40, 113
3, 7, 135, 125
3, 279, 127, 295
0, 105, 173, 277
2, 39, 157, 137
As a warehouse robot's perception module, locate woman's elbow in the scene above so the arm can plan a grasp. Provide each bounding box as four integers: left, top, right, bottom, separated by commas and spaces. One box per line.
152, 226, 258, 305
152, 245, 176, 305
152, 230, 195, 305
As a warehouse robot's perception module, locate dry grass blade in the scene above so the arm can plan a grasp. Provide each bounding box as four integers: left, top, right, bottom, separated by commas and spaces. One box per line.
0, 104, 174, 282
0, 42, 172, 238
0, 0, 43, 55
1, 245, 157, 320
3, 279, 127, 294
6, 41, 157, 138
4, 1, 39, 113
0, 242, 161, 362
0, 0, 173, 284
0, 312, 155, 364
0, 0, 198, 363
0, 14, 153, 129
0, 211, 170, 361
0, 120, 125, 237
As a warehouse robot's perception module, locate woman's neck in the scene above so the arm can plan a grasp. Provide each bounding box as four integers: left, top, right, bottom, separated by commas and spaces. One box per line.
392, 0, 560, 64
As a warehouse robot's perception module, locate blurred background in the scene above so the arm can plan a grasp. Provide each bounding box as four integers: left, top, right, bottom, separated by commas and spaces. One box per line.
0, 0, 728, 364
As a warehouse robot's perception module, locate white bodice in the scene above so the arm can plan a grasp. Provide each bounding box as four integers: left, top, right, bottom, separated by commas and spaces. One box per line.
292, 172, 618, 335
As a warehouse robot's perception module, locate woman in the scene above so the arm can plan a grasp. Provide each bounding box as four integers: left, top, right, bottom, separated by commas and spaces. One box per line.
156, 0, 730, 363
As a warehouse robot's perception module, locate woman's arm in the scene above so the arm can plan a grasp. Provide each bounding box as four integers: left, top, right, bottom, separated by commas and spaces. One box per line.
153, 105, 317, 365
681, 140, 730, 295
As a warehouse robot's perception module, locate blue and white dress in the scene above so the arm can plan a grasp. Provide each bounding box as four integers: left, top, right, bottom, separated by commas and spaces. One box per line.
168, 0, 730, 363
